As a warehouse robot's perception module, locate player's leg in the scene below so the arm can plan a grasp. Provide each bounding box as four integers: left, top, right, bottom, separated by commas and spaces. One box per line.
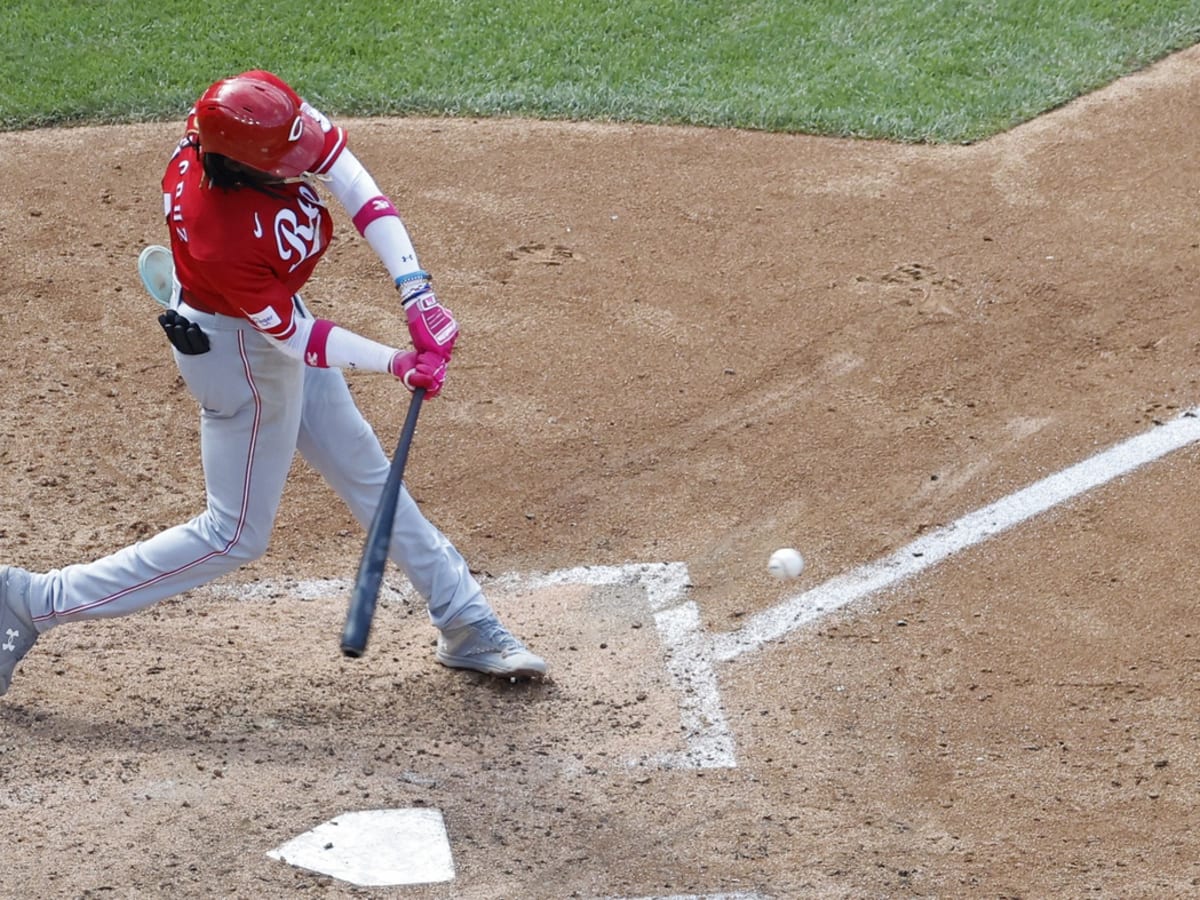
295, 366, 488, 627
295, 366, 546, 676
23, 322, 303, 629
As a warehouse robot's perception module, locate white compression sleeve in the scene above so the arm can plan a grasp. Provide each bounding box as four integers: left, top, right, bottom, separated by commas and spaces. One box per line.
324, 149, 424, 281
322, 325, 397, 373
268, 316, 397, 374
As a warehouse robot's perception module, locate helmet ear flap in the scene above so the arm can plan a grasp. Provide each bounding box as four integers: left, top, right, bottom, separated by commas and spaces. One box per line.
194, 73, 324, 178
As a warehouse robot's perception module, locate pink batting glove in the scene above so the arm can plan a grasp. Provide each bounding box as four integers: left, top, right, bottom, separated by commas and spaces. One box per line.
400, 280, 459, 357
390, 350, 448, 398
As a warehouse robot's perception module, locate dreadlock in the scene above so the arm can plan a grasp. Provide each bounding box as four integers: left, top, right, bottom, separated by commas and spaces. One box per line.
200, 146, 291, 198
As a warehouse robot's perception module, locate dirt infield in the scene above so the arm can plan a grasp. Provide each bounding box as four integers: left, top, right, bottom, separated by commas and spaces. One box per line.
3, 45, 1200, 899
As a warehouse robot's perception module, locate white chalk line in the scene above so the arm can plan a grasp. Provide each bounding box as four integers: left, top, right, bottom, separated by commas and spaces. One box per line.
710, 409, 1200, 663
517, 561, 692, 611
647, 601, 736, 769
512, 563, 738, 769
652, 408, 1200, 769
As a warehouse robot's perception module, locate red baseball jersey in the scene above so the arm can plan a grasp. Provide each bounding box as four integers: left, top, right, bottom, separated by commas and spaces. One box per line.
162, 72, 348, 339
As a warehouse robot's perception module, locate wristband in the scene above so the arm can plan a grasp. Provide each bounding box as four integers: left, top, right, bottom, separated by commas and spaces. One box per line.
395, 270, 431, 301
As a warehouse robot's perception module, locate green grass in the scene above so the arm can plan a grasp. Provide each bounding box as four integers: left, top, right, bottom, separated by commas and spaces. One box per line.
1, 0, 1198, 142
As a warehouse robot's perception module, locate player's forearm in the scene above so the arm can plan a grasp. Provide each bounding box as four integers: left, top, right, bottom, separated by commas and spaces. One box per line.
270, 315, 398, 373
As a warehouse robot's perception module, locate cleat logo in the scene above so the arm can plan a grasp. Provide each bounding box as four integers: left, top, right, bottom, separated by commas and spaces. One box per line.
2, 628, 17, 653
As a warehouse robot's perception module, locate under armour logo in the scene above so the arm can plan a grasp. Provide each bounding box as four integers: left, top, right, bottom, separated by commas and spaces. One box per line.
2, 628, 17, 653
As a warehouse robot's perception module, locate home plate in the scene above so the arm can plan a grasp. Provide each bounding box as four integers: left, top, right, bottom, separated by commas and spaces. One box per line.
267, 808, 455, 887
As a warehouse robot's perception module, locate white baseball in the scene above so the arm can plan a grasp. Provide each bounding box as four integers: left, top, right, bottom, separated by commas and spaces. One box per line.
767, 548, 804, 580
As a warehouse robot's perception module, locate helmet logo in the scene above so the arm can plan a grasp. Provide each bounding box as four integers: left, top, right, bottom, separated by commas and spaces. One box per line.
288, 116, 304, 142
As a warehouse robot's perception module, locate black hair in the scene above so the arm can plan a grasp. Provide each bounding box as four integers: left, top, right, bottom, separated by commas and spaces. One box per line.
200, 148, 290, 198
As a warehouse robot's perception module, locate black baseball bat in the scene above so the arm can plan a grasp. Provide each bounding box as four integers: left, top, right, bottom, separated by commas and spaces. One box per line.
341, 387, 426, 658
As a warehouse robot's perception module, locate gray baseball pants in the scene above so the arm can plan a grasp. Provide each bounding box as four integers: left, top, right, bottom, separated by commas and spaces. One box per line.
25, 298, 490, 635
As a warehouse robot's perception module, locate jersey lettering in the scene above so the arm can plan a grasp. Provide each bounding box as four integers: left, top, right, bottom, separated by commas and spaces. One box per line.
167, 166, 187, 248
275, 185, 324, 272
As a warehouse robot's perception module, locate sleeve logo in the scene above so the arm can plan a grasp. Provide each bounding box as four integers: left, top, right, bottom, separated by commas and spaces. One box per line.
249, 307, 283, 331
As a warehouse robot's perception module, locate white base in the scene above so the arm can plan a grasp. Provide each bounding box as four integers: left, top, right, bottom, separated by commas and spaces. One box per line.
267, 807, 455, 887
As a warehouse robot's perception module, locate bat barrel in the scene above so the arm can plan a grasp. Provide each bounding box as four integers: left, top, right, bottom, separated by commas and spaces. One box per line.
340, 388, 426, 658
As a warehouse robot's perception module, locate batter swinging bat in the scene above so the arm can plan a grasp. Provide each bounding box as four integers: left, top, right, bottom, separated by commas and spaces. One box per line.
341, 387, 427, 657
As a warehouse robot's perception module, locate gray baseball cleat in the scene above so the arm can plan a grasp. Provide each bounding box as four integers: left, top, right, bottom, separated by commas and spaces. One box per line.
436, 613, 548, 679
0, 566, 37, 697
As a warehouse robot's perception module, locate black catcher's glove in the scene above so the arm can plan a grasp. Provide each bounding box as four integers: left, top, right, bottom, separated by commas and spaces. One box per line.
158, 309, 210, 355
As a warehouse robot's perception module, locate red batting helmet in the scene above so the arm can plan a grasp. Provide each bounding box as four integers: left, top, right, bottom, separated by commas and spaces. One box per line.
194, 73, 324, 178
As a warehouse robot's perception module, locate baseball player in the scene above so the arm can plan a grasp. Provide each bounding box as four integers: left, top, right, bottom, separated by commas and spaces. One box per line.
0, 70, 547, 697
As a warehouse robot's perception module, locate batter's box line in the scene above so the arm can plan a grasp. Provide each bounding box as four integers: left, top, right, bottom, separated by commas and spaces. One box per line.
504, 561, 692, 611
653, 407, 1200, 771
513, 563, 737, 770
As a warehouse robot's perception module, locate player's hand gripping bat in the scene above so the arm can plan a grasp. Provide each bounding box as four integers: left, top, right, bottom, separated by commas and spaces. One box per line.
341, 387, 426, 658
